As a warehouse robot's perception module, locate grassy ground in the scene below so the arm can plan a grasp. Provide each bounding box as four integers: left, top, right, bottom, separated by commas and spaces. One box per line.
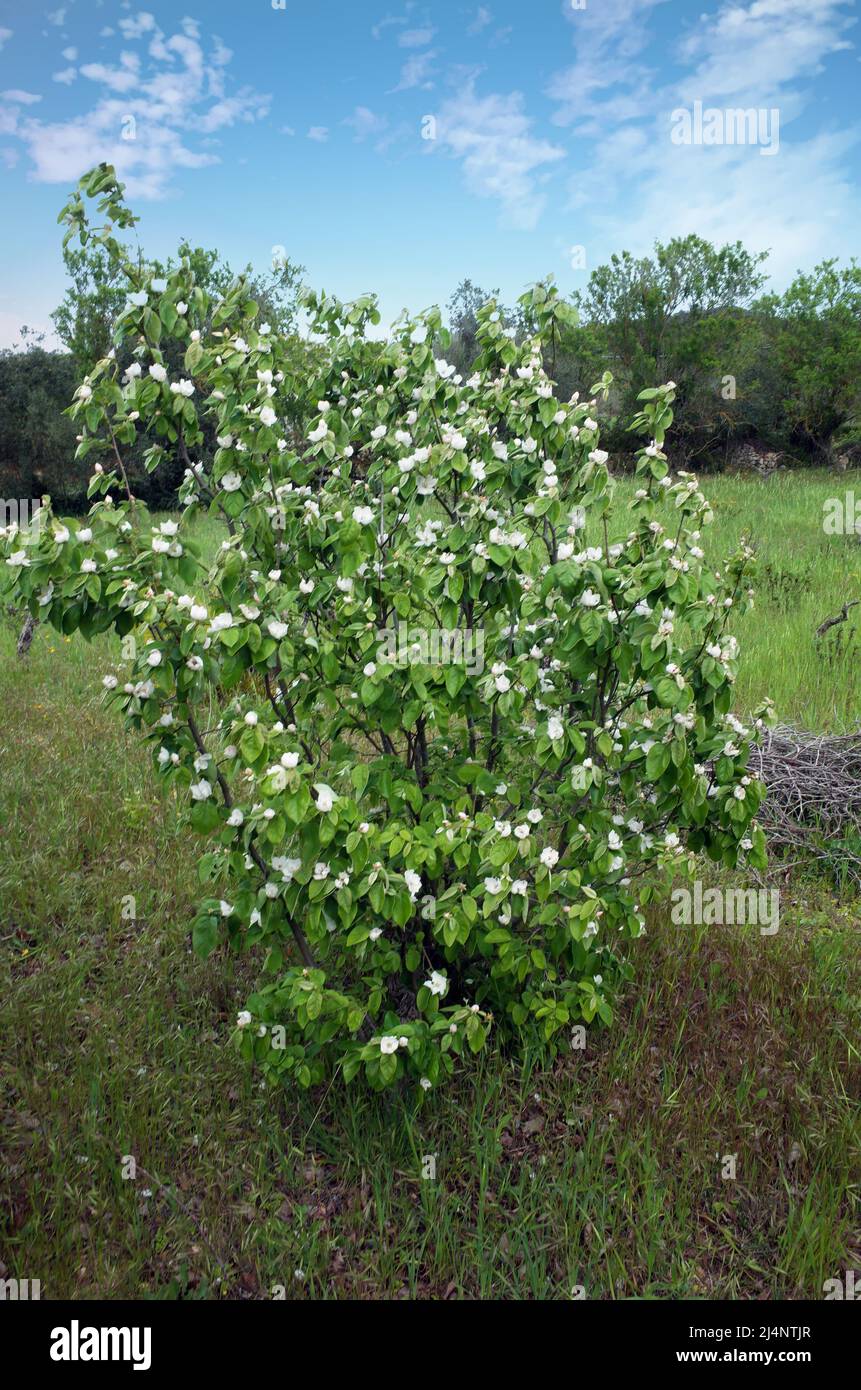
1, 470, 859, 1299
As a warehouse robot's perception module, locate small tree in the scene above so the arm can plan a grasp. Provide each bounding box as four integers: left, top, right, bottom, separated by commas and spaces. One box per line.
1, 166, 771, 1093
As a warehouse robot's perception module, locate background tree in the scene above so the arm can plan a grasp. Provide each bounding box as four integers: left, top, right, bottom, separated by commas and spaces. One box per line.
54, 237, 305, 376
446, 278, 506, 371
754, 260, 861, 464
0, 330, 80, 508
51, 241, 129, 373
573, 236, 768, 463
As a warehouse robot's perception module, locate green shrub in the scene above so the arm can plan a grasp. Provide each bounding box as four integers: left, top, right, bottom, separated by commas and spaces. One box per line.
1, 165, 771, 1093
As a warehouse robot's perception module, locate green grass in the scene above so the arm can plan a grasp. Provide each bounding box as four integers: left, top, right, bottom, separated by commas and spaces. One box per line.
1, 472, 859, 1299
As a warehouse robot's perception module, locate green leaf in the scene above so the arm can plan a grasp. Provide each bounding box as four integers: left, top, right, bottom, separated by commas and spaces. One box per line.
192, 916, 218, 958
645, 744, 671, 781
351, 763, 370, 798
240, 727, 265, 763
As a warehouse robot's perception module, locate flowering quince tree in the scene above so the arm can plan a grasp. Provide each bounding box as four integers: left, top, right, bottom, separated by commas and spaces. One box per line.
1, 166, 773, 1094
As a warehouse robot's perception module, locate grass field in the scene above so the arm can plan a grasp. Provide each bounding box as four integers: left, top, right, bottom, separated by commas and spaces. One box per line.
1, 469, 859, 1299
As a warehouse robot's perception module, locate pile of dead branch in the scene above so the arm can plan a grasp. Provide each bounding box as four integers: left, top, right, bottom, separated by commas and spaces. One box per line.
749, 724, 861, 885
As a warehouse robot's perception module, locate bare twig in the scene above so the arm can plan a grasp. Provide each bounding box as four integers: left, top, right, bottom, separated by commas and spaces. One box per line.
815, 600, 859, 638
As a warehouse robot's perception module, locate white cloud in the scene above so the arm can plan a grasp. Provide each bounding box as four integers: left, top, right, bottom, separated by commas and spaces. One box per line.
79, 55, 141, 94
371, 13, 409, 41
9, 104, 218, 198
343, 106, 388, 141
118, 13, 157, 41
399, 27, 434, 48
46, 7, 67, 26
0, 28, 12, 52
196, 91, 269, 134
390, 48, 437, 92
307, 125, 329, 142
1, 16, 271, 199
207, 37, 233, 97
1, 90, 42, 105
52, 67, 77, 85
675, 0, 855, 106
61, 46, 76, 62
467, 6, 492, 35
548, 0, 669, 128
550, 0, 856, 132
434, 82, 565, 229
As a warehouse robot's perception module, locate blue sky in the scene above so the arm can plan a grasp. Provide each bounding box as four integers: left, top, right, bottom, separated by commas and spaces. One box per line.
0, 0, 859, 347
